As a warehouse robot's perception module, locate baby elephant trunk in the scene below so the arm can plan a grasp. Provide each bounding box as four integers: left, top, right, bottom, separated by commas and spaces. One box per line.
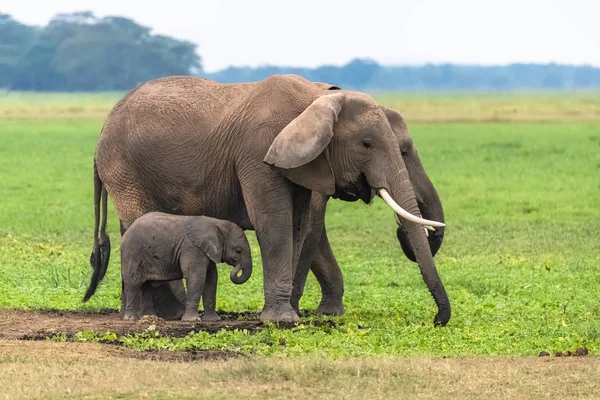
230, 260, 252, 284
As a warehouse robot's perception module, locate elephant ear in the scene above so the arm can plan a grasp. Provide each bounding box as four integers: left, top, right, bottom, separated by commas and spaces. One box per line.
185, 219, 224, 264
313, 82, 342, 90
381, 106, 408, 133
263, 93, 345, 195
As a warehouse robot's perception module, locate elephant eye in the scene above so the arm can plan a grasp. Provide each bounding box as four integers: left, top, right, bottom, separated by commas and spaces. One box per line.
401, 147, 409, 158
235, 248, 242, 254
362, 138, 374, 149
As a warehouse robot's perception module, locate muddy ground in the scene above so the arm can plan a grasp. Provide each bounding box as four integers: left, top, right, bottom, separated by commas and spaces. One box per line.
0, 308, 297, 341
0, 309, 589, 362
0, 308, 290, 361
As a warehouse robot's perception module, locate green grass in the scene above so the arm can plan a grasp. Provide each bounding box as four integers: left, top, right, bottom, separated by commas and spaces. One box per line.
1, 104, 599, 358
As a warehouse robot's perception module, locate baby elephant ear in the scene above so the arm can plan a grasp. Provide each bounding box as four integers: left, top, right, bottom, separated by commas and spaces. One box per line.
185, 219, 223, 264
264, 93, 345, 169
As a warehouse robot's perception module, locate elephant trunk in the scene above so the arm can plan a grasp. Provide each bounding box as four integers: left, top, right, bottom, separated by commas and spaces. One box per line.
382, 168, 451, 326
396, 165, 445, 262
230, 259, 252, 284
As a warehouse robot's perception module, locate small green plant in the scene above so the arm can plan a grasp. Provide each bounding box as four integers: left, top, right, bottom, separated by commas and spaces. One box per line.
72, 330, 119, 343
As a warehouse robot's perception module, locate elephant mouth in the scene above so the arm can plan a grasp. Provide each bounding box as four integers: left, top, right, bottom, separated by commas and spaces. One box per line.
333, 174, 373, 204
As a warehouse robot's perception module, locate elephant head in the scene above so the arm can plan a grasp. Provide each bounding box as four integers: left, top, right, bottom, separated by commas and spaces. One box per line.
311, 83, 446, 262
381, 107, 446, 263
222, 222, 253, 285
186, 219, 253, 284
264, 89, 450, 326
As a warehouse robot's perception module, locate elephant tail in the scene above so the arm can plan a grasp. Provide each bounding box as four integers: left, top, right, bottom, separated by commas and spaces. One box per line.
83, 161, 111, 302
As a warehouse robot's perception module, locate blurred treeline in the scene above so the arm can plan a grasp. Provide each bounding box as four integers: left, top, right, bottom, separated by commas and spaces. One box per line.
0, 12, 201, 91
211, 60, 600, 91
2, 12, 600, 92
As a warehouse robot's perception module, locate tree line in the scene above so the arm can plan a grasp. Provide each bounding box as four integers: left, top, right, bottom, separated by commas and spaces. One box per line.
2, 12, 600, 91
0, 12, 201, 91
208, 58, 600, 91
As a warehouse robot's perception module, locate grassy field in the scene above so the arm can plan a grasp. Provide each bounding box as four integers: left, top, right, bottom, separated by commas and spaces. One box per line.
0, 92, 599, 397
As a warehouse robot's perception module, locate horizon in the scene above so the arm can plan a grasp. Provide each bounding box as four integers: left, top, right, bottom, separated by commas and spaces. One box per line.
3, 0, 599, 72
211, 59, 600, 72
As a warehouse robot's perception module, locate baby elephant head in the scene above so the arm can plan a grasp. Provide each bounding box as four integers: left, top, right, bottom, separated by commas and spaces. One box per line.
186, 217, 253, 284
221, 223, 253, 284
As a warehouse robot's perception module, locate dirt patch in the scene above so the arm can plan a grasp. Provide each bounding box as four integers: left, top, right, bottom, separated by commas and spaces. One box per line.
0, 339, 242, 362
555, 347, 589, 357
538, 347, 589, 357
0, 308, 302, 341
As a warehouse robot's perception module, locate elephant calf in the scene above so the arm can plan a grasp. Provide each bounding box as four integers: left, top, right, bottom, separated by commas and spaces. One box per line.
120, 212, 252, 321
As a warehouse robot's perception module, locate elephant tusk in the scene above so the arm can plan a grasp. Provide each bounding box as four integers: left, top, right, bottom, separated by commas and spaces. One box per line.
396, 214, 435, 235
380, 189, 446, 228
395, 215, 435, 239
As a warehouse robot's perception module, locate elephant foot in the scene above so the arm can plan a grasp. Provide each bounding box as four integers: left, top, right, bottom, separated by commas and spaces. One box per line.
260, 303, 299, 323
181, 312, 202, 322
123, 313, 138, 321
315, 298, 345, 316
201, 311, 221, 321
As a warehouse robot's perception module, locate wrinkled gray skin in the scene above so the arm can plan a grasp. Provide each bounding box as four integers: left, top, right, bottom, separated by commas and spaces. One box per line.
120, 212, 252, 321
291, 85, 446, 316
88, 74, 450, 325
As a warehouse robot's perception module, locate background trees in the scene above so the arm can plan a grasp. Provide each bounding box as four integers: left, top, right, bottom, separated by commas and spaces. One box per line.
0, 12, 201, 91
1, 12, 599, 91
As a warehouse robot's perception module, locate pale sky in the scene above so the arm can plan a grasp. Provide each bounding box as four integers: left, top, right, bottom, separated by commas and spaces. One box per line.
3, 0, 599, 72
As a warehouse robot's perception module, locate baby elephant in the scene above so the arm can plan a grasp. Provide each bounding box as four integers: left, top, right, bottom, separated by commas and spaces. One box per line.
120, 212, 252, 321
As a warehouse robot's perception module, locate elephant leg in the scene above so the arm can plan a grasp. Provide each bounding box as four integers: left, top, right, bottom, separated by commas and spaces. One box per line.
291, 192, 345, 315
244, 202, 297, 321
140, 282, 157, 317
311, 230, 345, 315
120, 220, 127, 316
181, 252, 209, 322
253, 218, 297, 322
291, 189, 312, 280
292, 230, 345, 316
285, 188, 312, 316
291, 197, 325, 313
123, 282, 142, 320
201, 261, 221, 321
151, 281, 186, 320
240, 172, 313, 322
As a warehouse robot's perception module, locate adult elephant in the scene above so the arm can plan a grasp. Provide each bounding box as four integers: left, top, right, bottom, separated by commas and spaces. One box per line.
291, 83, 446, 317
84, 74, 449, 324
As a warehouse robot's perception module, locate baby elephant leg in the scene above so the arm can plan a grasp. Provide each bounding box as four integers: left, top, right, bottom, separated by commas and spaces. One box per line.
202, 262, 221, 321
123, 282, 142, 320
150, 281, 186, 320
140, 282, 157, 317
181, 253, 209, 322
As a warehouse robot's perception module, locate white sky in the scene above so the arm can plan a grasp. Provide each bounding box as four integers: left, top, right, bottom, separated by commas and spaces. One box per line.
3, 0, 599, 72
